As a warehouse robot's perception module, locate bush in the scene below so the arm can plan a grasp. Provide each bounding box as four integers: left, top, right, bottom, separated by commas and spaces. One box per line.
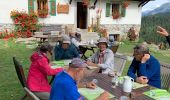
10, 10, 41, 38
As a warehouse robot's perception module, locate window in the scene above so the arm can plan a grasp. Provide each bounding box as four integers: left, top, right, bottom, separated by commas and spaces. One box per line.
112, 4, 120, 14
37, 0, 48, 18
112, 3, 121, 19
105, 1, 126, 18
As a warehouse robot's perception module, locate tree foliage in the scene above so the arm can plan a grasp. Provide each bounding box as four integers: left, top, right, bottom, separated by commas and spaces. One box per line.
140, 13, 170, 45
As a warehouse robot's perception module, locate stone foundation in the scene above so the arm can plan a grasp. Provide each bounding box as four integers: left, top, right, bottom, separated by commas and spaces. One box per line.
0, 23, 14, 32
100, 24, 141, 40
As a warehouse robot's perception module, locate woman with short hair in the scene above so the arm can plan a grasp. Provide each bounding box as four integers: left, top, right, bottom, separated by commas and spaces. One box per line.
27, 43, 63, 100
86, 37, 114, 74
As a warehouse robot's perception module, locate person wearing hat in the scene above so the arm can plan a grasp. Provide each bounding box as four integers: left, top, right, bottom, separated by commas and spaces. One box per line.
54, 37, 80, 60
27, 43, 63, 100
50, 58, 109, 100
127, 44, 161, 88
86, 37, 114, 74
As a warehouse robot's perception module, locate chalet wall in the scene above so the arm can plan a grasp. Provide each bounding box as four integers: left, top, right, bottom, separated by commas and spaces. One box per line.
0, 0, 142, 35
88, 1, 142, 25
0, 0, 27, 24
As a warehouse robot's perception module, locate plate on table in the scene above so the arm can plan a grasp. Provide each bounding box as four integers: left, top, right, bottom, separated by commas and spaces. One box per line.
78, 86, 114, 100
51, 60, 71, 69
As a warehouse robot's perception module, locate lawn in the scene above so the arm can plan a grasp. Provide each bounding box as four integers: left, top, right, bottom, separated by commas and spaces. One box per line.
0, 39, 170, 99
0, 39, 34, 100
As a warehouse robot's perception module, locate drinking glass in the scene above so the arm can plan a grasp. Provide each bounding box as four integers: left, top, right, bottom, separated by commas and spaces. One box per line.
92, 79, 98, 85
112, 76, 119, 88
120, 96, 128, 100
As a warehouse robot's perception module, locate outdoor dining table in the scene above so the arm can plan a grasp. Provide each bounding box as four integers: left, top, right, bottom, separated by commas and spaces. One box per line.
49, 60, 170, 100
33, 34, 48, 43
81, 71, 167, 100
79, 43, 97, 59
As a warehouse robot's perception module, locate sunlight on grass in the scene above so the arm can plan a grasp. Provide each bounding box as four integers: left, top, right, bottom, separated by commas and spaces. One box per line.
0, 39, 34, 100
0, 39, 170, 99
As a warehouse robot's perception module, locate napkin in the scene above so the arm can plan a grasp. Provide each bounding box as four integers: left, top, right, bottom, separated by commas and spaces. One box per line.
78, 86, 114, 100
144, 88, 170, 100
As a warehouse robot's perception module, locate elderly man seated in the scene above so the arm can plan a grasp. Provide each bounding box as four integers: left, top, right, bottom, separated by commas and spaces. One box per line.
127, 44, 161, 88
86, 37, 114, 74
54, 37, 80, 60
50, 58, 109, 100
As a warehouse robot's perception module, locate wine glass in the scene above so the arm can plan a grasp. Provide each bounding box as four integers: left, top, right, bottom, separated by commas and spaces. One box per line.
112, 76, 119, 88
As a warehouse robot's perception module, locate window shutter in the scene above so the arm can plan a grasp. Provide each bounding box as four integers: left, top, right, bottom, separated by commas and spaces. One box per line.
121, 4, 126, 17
28, 0, 34, 14
50, 0, 56, 16
106, 3, 110, 17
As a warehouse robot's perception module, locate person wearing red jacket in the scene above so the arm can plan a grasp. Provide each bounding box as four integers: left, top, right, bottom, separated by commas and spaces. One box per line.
27, 43, 63, 100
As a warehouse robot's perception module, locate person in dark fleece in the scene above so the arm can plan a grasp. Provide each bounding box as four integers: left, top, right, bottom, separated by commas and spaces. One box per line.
127, 44, 161, 88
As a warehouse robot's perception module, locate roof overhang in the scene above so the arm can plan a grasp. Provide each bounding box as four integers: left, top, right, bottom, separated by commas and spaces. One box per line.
137, 0, 152, 7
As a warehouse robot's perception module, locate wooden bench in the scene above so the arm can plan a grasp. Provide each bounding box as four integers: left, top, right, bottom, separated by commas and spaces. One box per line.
40, 24, 63, 35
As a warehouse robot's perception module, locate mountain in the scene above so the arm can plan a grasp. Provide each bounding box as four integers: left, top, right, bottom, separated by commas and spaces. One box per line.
142, 3, 170, 16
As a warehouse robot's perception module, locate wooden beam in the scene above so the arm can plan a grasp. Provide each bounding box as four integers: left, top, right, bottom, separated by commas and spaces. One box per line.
141, 0, 150, 7
69, 0, 72, 4
94, 0, 98, 6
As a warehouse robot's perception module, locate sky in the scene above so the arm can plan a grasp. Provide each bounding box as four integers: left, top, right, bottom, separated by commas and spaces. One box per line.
142, 0, 170, 12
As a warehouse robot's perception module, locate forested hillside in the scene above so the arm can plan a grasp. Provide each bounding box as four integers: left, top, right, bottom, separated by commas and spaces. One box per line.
140, 12, 170, 45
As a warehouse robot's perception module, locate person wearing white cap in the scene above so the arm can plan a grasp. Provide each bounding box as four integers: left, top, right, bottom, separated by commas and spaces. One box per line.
86, 37, 114, 74
50, 58, 109, 100
54, 37, 80, 60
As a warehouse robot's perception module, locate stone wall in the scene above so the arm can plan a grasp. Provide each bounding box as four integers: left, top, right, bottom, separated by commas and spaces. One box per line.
0, 23, 14, 32
100, 24, 141, 40
0, 23, 75, 34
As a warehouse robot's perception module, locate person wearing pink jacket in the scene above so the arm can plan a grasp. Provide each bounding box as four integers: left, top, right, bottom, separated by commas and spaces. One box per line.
27, 43, 63, 100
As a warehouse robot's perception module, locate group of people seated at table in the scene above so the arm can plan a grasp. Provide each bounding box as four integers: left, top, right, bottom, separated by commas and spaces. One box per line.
26, 27, 168, 99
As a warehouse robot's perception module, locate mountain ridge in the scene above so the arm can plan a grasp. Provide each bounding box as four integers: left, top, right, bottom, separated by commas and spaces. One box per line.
142, 2, 170, 16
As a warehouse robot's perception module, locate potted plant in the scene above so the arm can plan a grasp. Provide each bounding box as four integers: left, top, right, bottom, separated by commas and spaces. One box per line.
112, 11, 121, 19
10, 10, 40, 38
38, 9, 48, 18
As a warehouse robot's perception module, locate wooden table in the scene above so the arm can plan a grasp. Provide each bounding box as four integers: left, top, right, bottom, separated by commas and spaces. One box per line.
33, 35, 49, 44
79, 43, 97, 59
82, 72, 154, 100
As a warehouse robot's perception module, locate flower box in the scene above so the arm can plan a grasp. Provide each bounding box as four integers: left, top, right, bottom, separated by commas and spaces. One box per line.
38, 9, 48, 18
57, 3, 69, 14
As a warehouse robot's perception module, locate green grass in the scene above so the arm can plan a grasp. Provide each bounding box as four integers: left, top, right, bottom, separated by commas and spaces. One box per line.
0, 39, 170, 99
0, 39, 34, 100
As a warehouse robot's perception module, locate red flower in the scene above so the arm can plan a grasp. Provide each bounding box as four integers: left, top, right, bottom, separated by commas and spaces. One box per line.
122, 2, 129, 8
21, 23, 25, 28
14, 18, 19, 23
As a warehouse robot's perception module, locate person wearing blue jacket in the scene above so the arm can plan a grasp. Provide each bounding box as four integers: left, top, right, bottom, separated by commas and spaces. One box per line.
54, 38, 80, 60
127, 44, 161, 88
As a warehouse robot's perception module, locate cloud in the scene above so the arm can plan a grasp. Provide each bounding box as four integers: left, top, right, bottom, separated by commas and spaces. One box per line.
156, 5, 161, 8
